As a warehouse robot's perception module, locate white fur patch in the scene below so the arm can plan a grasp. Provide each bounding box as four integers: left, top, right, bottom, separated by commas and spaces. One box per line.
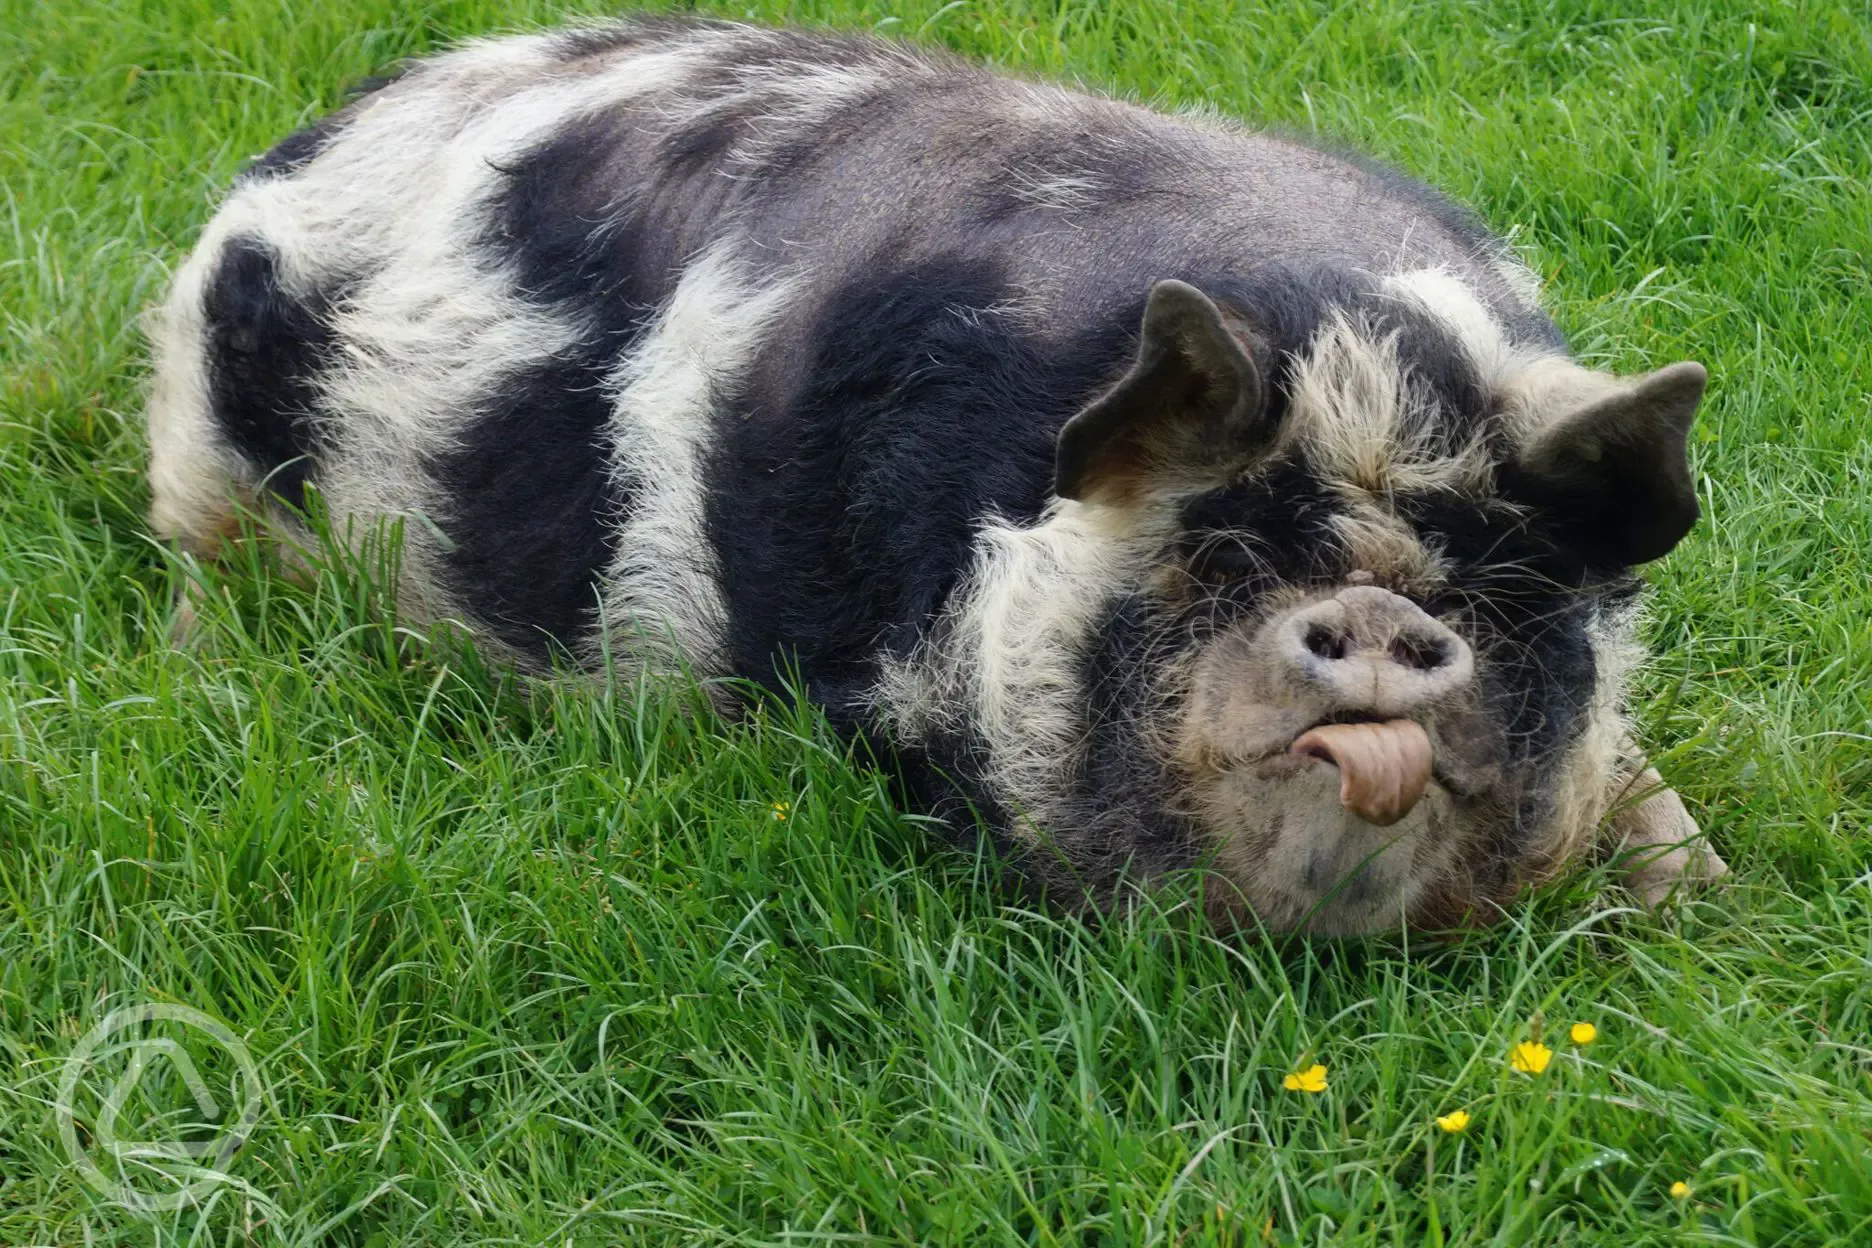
873, 500, 1166, 828
144, 253, 240, 549
1382, 267, 1524, 386
1490, 247, 1546, 309
1281, 312, 1491, 501
1329, 511, 1445, 589
1005, 172, 1104, 213
1494, 354, 1635, 445
586, 242, 798, 675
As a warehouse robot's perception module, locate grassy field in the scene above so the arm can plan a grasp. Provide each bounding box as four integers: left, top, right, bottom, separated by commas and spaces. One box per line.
2, 0, 1869, 1242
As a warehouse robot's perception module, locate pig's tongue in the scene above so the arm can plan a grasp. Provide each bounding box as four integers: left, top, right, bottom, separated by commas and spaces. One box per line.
1289, 719, 1433, 827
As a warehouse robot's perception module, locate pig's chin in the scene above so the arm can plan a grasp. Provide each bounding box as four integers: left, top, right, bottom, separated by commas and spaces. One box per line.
1289, 719, 1435, 826
1197, 749, 1459, 936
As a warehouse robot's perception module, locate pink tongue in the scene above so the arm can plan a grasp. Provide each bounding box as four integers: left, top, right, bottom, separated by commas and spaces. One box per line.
1289, 719, 1434, 826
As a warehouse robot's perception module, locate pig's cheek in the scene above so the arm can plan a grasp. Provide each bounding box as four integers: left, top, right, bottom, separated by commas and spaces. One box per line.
1194, 754, 1340, 845
1179, 674, 1317, 768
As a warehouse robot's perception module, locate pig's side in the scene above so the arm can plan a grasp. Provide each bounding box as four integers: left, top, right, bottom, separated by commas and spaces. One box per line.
144, 17, 1727, 933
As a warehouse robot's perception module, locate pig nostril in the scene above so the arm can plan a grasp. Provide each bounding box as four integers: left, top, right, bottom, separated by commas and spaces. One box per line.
1390, 635, 1452, 672
1303, 623, 1347, 661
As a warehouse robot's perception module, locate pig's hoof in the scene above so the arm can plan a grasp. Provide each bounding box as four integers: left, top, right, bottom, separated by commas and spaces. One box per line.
1605, 769, 1729, 909
1626, 843, 1729, 909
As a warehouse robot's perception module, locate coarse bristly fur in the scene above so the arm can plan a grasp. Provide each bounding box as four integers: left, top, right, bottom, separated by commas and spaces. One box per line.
144, 14, 1727, 936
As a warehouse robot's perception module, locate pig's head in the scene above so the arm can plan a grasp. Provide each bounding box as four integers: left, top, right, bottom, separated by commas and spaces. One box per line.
1004, 274, 1710, 934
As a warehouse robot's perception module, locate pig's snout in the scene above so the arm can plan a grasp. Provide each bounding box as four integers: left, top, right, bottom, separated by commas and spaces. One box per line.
1270, 586, 1473, 717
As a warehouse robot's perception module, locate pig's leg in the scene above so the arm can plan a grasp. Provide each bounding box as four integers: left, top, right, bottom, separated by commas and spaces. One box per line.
1603, 767, 1729, 907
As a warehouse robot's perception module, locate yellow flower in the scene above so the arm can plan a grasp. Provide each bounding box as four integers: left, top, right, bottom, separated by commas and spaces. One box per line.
1569, 1022, 1598, 1045
770, 802, 790, 821
1282, 1063, 1328, 1093
1509, 1041, 1553, 1074
1670, 1180, 1692, 1200
1434, 1109, 1471, 1133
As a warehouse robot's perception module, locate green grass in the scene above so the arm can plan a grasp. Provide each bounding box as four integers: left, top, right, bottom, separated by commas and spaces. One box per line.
3, 0, 1870, 1242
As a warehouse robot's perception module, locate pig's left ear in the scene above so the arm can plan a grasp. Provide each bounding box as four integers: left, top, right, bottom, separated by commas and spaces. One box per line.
1054, 280, 1275, 505
1507, 361, 1707, 565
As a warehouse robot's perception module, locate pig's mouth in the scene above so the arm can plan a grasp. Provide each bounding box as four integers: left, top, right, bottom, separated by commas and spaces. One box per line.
1289, 717, 1434, 827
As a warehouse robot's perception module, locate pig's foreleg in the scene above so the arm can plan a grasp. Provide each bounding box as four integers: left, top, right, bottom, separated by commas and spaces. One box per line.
1602, 766, 1729, 907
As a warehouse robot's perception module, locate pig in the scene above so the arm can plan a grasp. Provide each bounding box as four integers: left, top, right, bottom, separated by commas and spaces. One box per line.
143, 15, 1728, 934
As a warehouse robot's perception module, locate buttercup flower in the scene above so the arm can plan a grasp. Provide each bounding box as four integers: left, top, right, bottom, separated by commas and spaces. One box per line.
1434, 1109, 1471, 1133
771, 802, 790, 821
1569, 1022, 1598, 1045
1509, 1041, 1553, 1075
1670, 1180, 1692, 1200
1282, 1063, 1328, 1093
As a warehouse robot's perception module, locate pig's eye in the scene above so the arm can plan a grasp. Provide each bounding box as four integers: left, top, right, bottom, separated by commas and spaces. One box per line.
1188, 540, 1264, 584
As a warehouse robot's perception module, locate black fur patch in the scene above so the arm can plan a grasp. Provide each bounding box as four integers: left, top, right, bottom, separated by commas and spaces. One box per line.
1405, 492, 1606, 760
427, 341, 623, 666
201, 235, 343, 508
424, 110, 712, 666
1176, 462, 1350, 606
705, 255, 1135, 719
1064, 595, 1209, 877
484, 112, 682, 316
655, 111, 742, 178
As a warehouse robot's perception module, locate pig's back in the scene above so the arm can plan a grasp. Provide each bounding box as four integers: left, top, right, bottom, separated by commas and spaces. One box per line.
151, 16, 1553, 680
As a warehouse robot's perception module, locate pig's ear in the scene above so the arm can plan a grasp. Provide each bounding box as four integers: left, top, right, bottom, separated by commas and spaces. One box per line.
1054, 280, 1274, 505
1507, 360, 1706, 565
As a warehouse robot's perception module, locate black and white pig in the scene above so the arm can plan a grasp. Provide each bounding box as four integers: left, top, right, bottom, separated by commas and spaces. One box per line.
144, 16, 1727, 934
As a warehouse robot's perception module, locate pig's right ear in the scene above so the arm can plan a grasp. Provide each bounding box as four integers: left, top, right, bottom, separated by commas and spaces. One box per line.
1506, 361, 1706, 566
1054, 280, 1275, 506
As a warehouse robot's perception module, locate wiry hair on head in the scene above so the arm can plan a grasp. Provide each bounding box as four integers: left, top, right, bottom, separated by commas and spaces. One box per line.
1278, 311, 1494, 503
